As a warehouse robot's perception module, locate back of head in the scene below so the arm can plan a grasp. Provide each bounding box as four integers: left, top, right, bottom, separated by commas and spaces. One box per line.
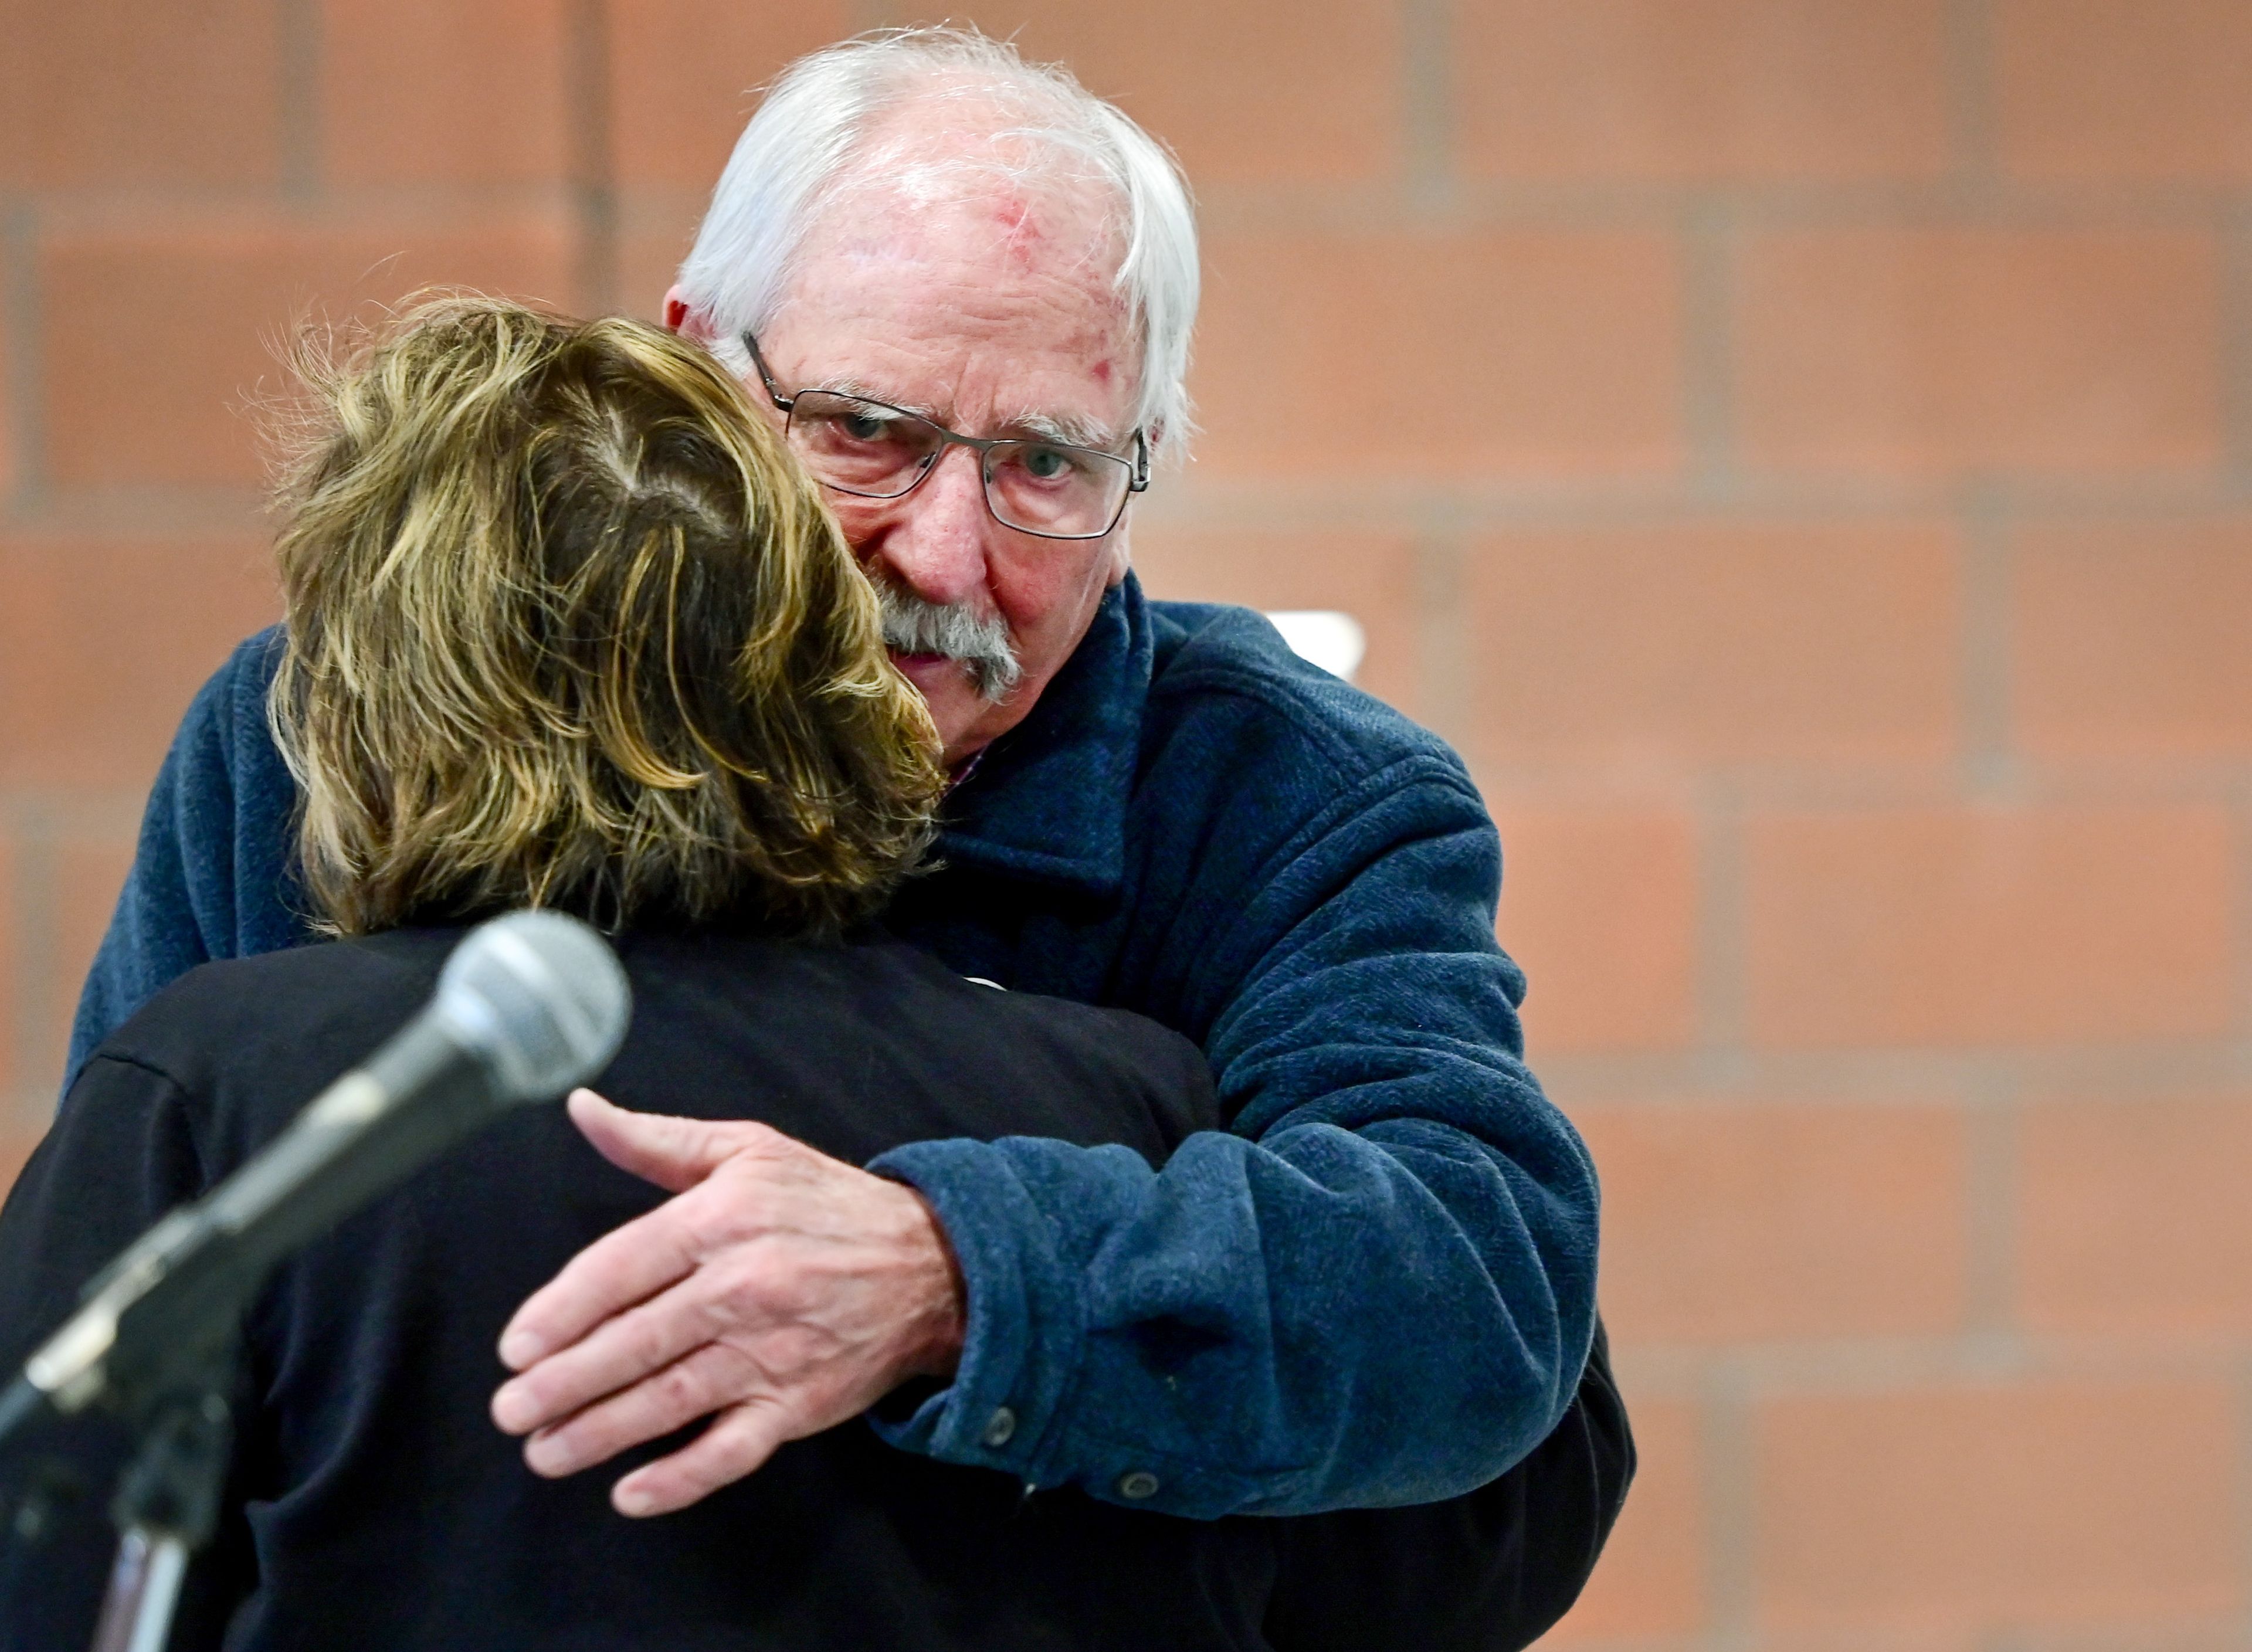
676, 26, 1199, 451
269, 294, 942, 940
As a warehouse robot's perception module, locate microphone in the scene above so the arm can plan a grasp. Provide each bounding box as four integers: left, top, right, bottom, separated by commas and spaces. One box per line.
0, 911, 631, 1444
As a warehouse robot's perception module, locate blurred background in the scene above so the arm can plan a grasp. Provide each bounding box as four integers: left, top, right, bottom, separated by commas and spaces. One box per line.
2, 2, 2248, 1646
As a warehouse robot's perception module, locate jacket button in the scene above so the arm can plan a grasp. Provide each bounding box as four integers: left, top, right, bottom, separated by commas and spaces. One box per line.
1117, 1470, 1160, 1500
981, 1407, 1017, 1449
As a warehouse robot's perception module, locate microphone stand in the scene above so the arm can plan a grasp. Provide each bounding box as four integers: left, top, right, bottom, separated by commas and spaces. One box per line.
1, 911, 628, 1648
84, 1336, 236, 1652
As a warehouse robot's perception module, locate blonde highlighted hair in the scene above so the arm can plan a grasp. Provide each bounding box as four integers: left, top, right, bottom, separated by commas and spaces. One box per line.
267, 293, 941, 939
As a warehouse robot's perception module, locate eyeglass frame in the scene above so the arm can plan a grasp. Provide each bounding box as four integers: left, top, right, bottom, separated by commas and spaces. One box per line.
742, 332, 1149, 542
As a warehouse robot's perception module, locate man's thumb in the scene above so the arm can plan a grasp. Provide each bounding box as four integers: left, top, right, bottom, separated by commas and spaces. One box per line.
566, 1088, 757, 1193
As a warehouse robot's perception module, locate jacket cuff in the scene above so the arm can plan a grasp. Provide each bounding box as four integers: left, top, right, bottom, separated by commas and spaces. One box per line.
863, 1137, 1084, 1484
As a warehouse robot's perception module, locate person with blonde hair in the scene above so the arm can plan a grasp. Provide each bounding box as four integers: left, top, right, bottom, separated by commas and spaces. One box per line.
269, 294, 942, 941
0, 296, 1237, 1648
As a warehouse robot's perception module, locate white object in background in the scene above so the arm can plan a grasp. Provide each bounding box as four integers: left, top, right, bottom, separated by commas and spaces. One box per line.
1264, 610, 1366, 683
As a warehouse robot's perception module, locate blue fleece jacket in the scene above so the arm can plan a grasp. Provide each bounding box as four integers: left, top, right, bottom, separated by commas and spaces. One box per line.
67, 575, 1599, 1522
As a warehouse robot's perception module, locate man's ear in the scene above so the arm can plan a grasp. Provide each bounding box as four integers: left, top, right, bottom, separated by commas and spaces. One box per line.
663, 286, 712, 340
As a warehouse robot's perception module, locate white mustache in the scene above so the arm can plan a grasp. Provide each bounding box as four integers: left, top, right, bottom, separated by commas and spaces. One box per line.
876, 585, 1023, 703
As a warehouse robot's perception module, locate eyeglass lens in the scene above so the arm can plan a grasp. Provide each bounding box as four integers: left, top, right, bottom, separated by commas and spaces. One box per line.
786, 391, 1131, 538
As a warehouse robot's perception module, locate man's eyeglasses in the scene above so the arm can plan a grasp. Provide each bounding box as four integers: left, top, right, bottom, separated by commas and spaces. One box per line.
744, 334, 1148, 542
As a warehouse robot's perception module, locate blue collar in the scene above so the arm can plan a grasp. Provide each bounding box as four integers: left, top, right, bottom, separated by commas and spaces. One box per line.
932, 575, 1152, 896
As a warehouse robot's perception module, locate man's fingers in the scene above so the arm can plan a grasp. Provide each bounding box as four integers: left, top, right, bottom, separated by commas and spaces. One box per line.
492, 1276, 711, 1436
498, 1205, 699, 1371
567, 1089, 769, 1195
516, 1341, 753, 1480
609, 1396, 795, 1518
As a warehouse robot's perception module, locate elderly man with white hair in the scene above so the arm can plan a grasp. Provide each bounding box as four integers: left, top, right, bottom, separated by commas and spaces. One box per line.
66, 28, 1627, 1647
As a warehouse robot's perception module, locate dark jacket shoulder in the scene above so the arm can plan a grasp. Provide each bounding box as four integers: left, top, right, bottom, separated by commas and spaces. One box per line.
86, 927, 1222, 1175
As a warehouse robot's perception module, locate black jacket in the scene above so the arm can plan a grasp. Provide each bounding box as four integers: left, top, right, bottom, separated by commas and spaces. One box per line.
8, 927, 1625, 1650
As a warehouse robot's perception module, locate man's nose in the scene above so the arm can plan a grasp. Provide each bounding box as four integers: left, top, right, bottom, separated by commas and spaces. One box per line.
869, 446, 992, 608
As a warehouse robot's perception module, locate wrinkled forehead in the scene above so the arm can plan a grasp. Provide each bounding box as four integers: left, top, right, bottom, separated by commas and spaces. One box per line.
789, 102, 1128, 316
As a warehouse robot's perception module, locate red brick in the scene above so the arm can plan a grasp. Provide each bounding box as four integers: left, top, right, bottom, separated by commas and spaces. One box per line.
1755, 1381, 2239, 1633
321, 0, 572, 186
954, 0, 1403, 185
0, 0, 280, 189
1485, 807, 1700, 1055
43, 215, 578, 487
1128, 527, 1420, 715
1997, 0, 2252, 181
1545, 1396, 1707, 1640
2013, 519, 2252, 759
1461, 0, 1949, 182
0, 533, 280, 789
609, 1, 859, 192
1576, 1100, 1969, 1343
2019, 1093, 2252, 1335
1738, 229, 2222, 478
1195, 229, 1683, 481
1744, 806, 2235, 1049
0, 294, 14, 501
1463, 522, 1959, 769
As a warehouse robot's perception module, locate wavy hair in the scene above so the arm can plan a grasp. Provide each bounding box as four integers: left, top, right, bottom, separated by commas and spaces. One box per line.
267, 293, 942, 939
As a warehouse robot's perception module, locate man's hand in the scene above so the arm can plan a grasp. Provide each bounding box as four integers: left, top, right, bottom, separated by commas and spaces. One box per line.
490, 1090, 966, 1517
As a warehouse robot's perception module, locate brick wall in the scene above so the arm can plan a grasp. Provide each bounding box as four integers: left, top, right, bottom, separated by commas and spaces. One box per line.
4, 4, 2248, 1647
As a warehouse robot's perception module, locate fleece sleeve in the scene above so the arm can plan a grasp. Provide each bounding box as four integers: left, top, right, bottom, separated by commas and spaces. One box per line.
870, 745, 1599, 1519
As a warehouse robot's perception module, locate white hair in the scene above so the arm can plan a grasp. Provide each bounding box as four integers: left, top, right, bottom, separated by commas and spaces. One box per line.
675, 27, 1199, 453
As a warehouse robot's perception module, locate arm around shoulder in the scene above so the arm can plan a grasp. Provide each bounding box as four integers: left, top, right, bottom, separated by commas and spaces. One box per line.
873, 707, 1602, 1519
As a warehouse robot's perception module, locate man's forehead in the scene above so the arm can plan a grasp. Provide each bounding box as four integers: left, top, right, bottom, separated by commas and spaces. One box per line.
799, 170, 1119, 284
770, 172, 1136, 441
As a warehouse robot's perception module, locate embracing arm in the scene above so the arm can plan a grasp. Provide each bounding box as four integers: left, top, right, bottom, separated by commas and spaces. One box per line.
870, 749, 1600, 1519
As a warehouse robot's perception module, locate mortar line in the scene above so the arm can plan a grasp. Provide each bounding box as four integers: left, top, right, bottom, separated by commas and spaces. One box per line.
1942, 0, 2000, 192
1135, 471, 2252, 535
1198, 174, 2252, 238
7, 803, 59, 1132
1532, 1038, 2252, 1111
1694, 778, 1749, 1073
1629, 1333, 2250, 1395
1414, 512, 1472, 755
850, 0, 902, 34
1701, 1362, 1756, 1652
2232, 781, 2252, 1066
1, 205, 43, 515
1961, 1072, 2020, 1342
566, 0, 619, 316
2236, 1349, 2252, 1652
1957, 482, 2018, 800
2219, 200, 2252, 487
1400, 0, 1456, 219
277, 0, 322, 204
1681, 193, 1739, 504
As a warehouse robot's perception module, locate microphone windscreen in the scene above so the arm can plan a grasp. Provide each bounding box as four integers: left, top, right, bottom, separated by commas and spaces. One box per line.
436, 911, 632, 1101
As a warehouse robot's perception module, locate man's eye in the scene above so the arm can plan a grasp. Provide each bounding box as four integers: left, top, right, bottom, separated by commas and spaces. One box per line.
842, 413, 890, 442
1020, 445, 1074, 481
